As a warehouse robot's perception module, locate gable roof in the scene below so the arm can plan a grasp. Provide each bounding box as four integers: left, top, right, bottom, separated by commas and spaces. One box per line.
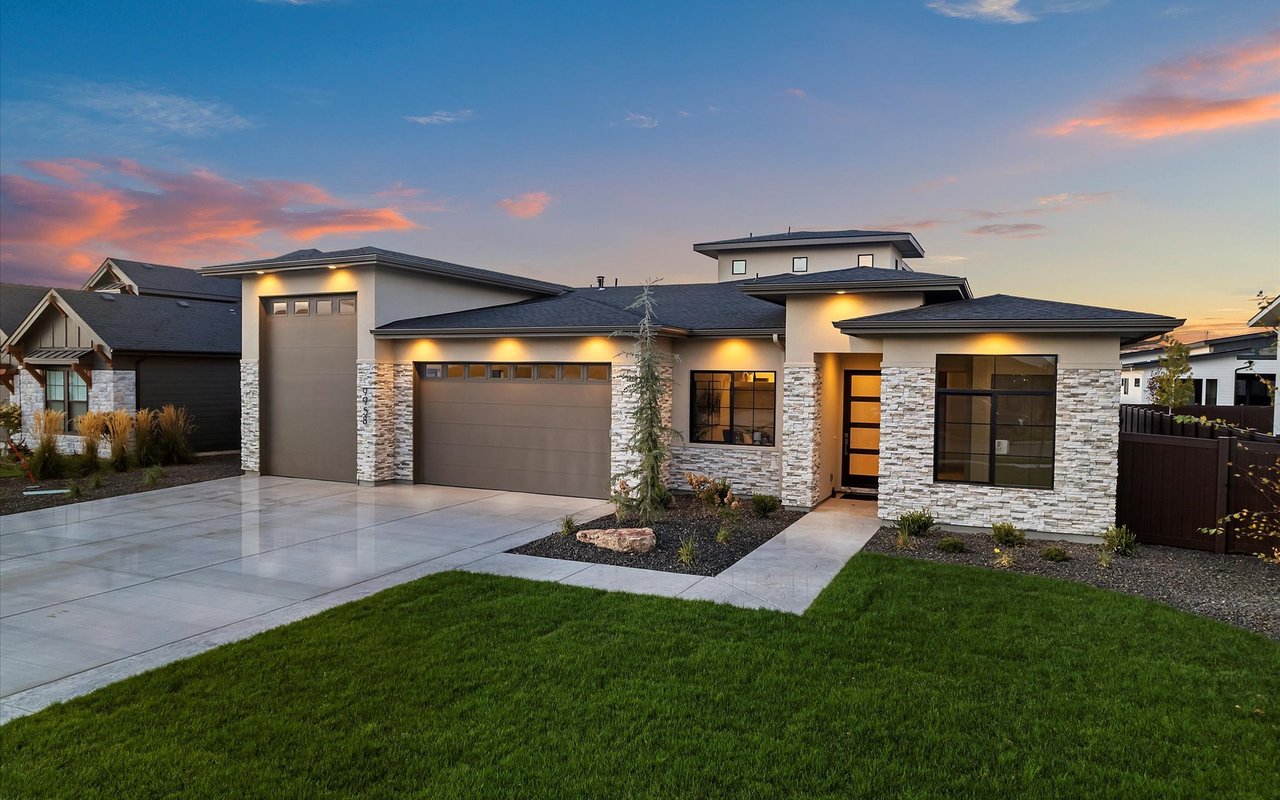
834, 294, 1183, 344
693, 229, 925, 258
85, 258, 241, 302
739, 266, 971, 301
375, 280, 787, 337
0, 283, 51, 335
1250, 294, 1279, 328
7, 289, 241, 356
201, 245, 569, 297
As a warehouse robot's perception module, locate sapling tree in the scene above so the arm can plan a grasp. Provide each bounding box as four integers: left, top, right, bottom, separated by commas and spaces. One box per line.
613, 279, 680, 524
1147, 336, 1193, 411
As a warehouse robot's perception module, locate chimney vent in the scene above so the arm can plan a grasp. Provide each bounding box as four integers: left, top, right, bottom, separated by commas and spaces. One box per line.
596, 275, 605, 289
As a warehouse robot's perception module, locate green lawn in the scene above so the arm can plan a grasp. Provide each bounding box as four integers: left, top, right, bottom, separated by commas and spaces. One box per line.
2, 554, 1276, 799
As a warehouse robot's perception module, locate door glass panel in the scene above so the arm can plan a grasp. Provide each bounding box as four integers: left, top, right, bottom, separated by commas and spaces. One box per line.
848, 453, 879, 475
849, 401, 881, 424
850, 427, 878, 450
848, 374, 880, 397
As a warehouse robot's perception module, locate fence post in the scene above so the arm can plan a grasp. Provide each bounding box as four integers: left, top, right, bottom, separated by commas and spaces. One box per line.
1213, 437, 1232, 555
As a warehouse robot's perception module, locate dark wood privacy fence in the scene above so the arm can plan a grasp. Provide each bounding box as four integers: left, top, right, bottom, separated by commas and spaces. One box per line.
1118, 407, 1278, 554
1120, 404, 1274, 436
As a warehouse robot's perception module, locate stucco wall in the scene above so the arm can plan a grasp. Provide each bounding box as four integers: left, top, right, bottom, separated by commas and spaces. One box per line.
714, 243, 910, 282
784, 292, 919, 361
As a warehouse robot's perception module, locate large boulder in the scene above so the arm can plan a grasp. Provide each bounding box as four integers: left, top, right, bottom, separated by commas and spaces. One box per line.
576, 527, 656, 554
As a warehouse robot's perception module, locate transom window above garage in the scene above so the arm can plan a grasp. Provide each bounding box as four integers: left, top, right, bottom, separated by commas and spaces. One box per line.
417, 362, 611, 382
266, 295, 356, 316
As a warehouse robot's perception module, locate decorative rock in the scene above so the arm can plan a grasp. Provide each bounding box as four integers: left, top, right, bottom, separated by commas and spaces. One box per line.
576, 527, 656, 554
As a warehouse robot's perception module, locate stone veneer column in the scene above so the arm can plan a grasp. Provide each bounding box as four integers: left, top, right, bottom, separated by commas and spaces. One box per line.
240, 360, 260, 472
781, 363, 822, 508
16, 370, 43, 439
393, 363, 414, 481
356, 361, 398, 484
88, 369, 136, 415
609, 363, 673, 486
878, 366, 1119, 537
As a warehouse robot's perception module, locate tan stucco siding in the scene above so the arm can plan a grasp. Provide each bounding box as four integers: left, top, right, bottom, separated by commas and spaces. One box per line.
716, 243, 908, 282
882, 333, 1121, 370
668, 337, 784, 444
784, 292, 921, 361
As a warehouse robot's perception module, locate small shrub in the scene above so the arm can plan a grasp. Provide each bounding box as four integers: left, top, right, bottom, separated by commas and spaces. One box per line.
685, 472, 732, 508
1041, 546, 1070, 562
677, 536, 697, 565
993, 547, 1015, 568
29, 408, 66, 480
67, 480, 82, 499
142, 465, 165, 488
1101, 524, 1137, 557
991, 522, 1026, 547
1098, 549, 1113, 568
89, 472, 104, 490
937, 536, 966, 554
133, 408, 160, 467
105, 410, 133, 471
751, 494, 782, 517
0, 402, 21, 434
716, 526, 731, 545
894, 509, 936, 538
557, 515, 575, 537
611, 478, 638, 524
155, 405, 196, 465
75, 411, 108, 473
894, 527, 912, 551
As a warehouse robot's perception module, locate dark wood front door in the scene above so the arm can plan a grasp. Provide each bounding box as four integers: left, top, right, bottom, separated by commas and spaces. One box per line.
842, 369, 881, 490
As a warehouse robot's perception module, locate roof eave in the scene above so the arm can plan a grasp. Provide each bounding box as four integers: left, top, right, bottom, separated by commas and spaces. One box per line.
693, 232, 924, 259
1248, 295, 1280, 327
741, 278, 971, 299
371, 324, 690, 339
832, 319, 1184, 345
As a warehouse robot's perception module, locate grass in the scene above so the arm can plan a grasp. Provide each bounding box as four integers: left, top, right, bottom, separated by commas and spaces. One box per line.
1, 555, 1276, 799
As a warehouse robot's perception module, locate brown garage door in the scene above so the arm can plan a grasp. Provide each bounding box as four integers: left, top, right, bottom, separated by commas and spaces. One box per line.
416, 363, 611, 498
262, 295, 357, 482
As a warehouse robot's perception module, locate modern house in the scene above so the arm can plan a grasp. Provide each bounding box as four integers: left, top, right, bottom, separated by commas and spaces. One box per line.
1248, 294, 1280, 433
1119, 331, 1277, 407
204, 232, 1182, 537
2, 259, 243, 452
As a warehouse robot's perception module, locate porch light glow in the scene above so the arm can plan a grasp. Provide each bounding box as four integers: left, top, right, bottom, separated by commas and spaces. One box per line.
255, 270, 265, 275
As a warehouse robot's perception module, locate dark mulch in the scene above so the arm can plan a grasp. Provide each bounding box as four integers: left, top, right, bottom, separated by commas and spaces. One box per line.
0, 454, 243, 516
864, 526, 1280, 640
510, 494, 805, 576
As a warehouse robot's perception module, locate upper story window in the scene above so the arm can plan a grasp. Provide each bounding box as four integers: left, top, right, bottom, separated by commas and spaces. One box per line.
731, 259, 747, 276
792, 256, 808, 273
690, 370, 775, 446
934, 355, 1057, 489
45, 369, 88, 430
857, 254, 874, 268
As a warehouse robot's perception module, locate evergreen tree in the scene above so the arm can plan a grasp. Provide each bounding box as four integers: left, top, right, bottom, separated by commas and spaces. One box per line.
1147, 336, 1193, 411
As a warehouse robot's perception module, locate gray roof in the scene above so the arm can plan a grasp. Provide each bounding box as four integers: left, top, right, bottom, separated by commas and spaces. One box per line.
834, 294, 1183, 343
106, 259, 241, 302
376, 280, 786, 336
693, 229, 925, 258
203, 246, 568, 297
740, 266, 971, 300
56, 289, 241, 354
1, 283, 51, 335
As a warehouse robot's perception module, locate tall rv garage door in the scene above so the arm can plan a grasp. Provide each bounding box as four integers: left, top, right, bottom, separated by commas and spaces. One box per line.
415, 363, 611, 499
262, 295, 357, 482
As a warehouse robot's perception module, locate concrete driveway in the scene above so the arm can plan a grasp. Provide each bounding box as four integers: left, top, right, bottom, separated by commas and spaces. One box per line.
0, 475, 608, 721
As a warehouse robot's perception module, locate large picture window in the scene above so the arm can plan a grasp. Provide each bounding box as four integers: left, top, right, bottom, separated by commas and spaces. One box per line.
934, 355, 1056, 489
690, 371, 775, 446
45, 369, 89, 430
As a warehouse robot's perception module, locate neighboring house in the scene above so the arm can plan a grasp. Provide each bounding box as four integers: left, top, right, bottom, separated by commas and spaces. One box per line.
0, 284, 50, 407
204, 232, 1181, 537
1248, 294, 1280, 433
1119, 331, 1277, 407
2, 259, 242, 453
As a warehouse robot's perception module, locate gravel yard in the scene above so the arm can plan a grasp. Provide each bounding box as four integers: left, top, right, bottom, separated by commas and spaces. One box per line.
863, 526, 1280, 640
0, 453, 243, 515
511, 494, 805, 576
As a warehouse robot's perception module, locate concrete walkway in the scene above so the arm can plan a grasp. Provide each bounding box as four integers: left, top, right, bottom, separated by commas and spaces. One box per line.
462, 496, 881, 613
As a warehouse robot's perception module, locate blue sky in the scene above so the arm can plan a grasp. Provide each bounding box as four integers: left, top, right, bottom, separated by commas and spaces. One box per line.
1, 0, 1277, 336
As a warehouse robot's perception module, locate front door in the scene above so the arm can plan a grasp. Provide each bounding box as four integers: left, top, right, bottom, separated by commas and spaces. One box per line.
842, 369, 881, 491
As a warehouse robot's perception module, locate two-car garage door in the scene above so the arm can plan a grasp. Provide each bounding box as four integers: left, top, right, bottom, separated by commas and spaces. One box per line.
415, 363, 611, 499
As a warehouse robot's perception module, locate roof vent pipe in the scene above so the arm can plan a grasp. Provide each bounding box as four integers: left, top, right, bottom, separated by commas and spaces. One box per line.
596, 275, 605, 289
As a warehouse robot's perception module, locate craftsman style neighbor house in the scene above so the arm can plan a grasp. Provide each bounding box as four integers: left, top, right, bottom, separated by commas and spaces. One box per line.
1, 259, 242, 452
202, 230, 1181, 537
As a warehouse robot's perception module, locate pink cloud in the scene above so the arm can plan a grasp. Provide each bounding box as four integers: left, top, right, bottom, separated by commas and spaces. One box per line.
1047, 31, 1280, 140
497, 191, 551, 219
967, 223, 1047, 238
0, 158, 418, 286
785, 88, 807, 98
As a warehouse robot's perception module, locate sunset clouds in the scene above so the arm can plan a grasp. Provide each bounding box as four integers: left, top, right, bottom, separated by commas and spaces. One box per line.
0, 160, 417, 285
497, 192, 552, 219
1048, 31, 1280, 139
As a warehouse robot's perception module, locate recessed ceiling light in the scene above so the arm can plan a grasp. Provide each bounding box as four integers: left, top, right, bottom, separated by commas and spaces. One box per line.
327, 265, 338, 270
255, 270, 265, 275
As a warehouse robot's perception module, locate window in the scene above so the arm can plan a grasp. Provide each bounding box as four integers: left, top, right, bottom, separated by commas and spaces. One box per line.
1122, 377, 1130, 394
935, 355, 1057, 489
45, 369, 88, 429
1133, 377, 1140, 388
731, 259, 747, 276
586, 364, 609, 381
445, 364, 465, 379
338, 298, 356, 315
792, 256, 808, 273
690, 371, 775, 446
293, 300, 310, 316
513, 364, 534, 380
315, 299, 333, 315
468, 364, 487, 380
421, 363, 611, 382
537, 364, 559, 380
417, 364, 443, 378
857, 254, 874, 268
489, 364, 510, 379
562, 364, 584, 381
1204, 379, 1217, 406
271, 301, 288, 316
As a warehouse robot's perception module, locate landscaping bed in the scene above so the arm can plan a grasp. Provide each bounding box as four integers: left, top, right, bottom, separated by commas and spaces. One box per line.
864, 526, 1280, 640
0, 453, 243, 516
510, 494, 804, 576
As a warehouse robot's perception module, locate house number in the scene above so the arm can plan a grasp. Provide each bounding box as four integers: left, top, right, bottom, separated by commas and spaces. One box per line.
361, 387, 371, 425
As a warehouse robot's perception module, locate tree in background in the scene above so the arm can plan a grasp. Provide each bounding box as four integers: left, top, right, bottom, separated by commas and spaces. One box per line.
613, 280, 679, 524
1147, 336, 1193, 411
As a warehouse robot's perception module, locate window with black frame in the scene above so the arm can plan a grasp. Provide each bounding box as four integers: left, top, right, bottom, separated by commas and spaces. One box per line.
690, 370, 775, 446
934, 355, 1057, 489
45, 368, 89, 430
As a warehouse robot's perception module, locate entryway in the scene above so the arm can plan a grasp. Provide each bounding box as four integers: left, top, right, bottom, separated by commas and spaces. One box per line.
841, 368, 881, 494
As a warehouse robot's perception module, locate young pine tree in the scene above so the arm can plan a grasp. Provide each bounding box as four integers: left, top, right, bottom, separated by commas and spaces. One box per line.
1147, 336, 1193, 411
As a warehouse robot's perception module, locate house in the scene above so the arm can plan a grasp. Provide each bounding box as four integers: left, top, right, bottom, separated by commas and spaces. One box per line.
2, 259, 243, 453
1, 283, 50, 406
204, 231, 1182, 537
1248, 294, 1280, 433
1119, 331, 1277, 407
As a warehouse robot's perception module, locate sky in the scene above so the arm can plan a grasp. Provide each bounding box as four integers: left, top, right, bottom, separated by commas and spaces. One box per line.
1, 0, 1277, 339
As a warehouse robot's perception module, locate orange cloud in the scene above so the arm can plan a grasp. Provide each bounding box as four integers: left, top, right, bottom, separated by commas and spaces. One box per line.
497, 191, 551, 219
0, 159, 417, 286
1048, 94, 1280, 139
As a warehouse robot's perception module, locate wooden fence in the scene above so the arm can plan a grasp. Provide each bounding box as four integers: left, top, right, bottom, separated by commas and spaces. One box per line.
1120, 405, 1277, 442
1118, 407, 1278, 554
1121, 403, 1274, 436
